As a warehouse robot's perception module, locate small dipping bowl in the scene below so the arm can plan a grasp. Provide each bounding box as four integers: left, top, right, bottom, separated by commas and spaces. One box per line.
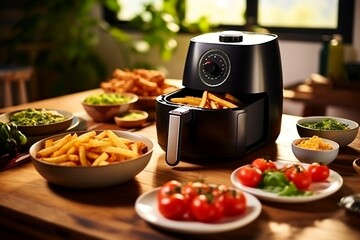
291, 137, 339, 165
114, 110, 149, 128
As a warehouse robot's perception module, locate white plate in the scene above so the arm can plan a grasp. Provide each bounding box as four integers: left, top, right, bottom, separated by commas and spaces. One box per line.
230, 162, 343, 203
135, 187, 262, 234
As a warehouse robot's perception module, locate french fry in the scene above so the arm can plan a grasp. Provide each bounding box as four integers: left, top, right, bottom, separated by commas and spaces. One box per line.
67, 146, 77, 155
92, 152, 109, 166
97, 146, 139, 159
67, 154, 80, 161
86, 151, 100, 160
199, 91, 208, 108
79, 145, 89, 166
52, 133, 79, 157
207, 92, 238, 108
58, 162, 77, 166
94, 131, 107, 140
170, 96, 202, 106
45, 139, 53, 148
99, 161, 109, 166
37, 134, 72, 157
42, 154, 69, 163
35, 130, 148, 167
210, 100, 219, 109
225, 93, 241, 105
88, 139, 112, 148
106, 130, 128, 149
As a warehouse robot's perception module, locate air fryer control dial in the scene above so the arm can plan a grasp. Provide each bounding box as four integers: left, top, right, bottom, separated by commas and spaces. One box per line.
198, 49, 231, 87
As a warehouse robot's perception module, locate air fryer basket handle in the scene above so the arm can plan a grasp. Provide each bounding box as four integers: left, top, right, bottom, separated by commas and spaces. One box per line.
166, 106, 192, 166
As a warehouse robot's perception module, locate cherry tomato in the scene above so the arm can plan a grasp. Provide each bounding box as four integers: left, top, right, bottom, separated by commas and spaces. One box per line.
237, 165, 262, 187
308, 163, 330, 182
181, 181, 208, 206
222, 188, 247, 217
251, 157, 277, 172
190, 193, 224, 223
284, 164, 312, 190
158, 193, 188, 220
157, 180, 182, 200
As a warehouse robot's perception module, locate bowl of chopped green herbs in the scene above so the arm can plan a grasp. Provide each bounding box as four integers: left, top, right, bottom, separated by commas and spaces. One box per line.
0, 108, 74, 136
296, 116, 359, 147
82, 92, 138, 122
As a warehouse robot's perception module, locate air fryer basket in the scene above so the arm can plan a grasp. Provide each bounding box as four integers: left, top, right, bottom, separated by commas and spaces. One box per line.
156, 88, 272, 165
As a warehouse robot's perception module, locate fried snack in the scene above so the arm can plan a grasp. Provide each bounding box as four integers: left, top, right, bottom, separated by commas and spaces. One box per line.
170, 96, 202, 106
170, 91, 241, 109
101, 68, 178, 97
207, 92, 238, 108
36, 130, 148, 166
199, 91, 208, 108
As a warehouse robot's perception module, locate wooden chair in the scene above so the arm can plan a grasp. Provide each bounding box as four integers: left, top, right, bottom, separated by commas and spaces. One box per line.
0, 66, 33, 107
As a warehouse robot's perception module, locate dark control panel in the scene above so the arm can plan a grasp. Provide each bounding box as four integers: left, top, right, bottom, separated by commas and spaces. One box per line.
198, 49, 231, 87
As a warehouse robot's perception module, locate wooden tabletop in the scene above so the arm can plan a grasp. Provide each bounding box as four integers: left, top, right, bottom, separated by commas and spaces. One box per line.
1, 89, 360, 240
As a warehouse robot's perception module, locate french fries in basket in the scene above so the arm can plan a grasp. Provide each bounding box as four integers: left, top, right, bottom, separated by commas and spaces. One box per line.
170, 91, 241, 109
36, 130, 148, 166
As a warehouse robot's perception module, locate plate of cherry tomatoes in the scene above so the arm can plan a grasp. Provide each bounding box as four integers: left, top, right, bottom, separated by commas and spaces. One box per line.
135, 180, 262, 234
230, 158, 343, 203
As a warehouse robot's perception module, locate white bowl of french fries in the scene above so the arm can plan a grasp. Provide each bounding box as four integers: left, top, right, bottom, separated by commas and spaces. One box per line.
29, 130, 153, 188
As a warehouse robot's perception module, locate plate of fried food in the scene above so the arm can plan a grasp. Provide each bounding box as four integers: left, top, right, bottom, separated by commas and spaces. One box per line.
100, 68, 181, 117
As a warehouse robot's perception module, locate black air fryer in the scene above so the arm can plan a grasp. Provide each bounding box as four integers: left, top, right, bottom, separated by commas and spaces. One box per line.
156, 31, 283, 166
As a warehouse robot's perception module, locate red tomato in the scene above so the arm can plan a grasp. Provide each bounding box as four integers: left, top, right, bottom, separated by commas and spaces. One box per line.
190, 193, 224, 223
284, 164, 312, 190
222, 188, 247, 217
236, 165, 262, 187
158, 193, 188, 220
181, 181, 207, 206
157, 180, 182, 200
251, 157, 277, 172
308, 163, 330, 182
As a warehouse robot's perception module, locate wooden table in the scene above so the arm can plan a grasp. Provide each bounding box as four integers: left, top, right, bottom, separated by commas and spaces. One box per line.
1, 90, 360, 240
283, 80, 360, 116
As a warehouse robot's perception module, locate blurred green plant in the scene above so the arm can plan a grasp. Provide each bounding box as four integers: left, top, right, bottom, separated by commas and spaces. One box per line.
2, 0, 211, 100
3, 0, 128, 99
127, 0, 211, 68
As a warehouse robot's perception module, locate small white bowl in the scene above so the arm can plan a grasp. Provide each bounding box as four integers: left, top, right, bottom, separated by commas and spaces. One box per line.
30, 130, 153, 188
114, 110, 148, 128
291, 137, 339, 165
297, 116, 359, 147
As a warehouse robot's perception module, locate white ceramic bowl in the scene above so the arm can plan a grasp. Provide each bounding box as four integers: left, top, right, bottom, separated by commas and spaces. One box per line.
82, 92, 138, 122
291, 137, 339, 165
296, 116, 359, 147
29, 130, 153, 188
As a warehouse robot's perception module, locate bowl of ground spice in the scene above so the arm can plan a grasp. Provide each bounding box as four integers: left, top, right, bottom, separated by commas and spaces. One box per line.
291, 135, 339, 165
